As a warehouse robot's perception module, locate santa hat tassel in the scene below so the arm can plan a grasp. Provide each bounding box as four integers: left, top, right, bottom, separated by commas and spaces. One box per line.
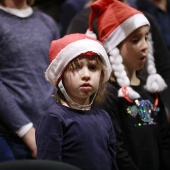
145, 33, 167, 92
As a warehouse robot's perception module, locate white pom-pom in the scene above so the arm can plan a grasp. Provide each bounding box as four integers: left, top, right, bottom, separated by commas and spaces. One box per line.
145, 74, 167, 92
118, 87, 140, 99
120, 71, 126, 77
114, 55, 123, 64
114, 71, 120, 77
147, 33, 157, 75
117, 77, 129, 87
147, 64, 156, 74
109, 48, 119, 56
109, 56, 115, 63
85, 29, 97, 39
147, 54, 156, 74
111, 64, 124, 71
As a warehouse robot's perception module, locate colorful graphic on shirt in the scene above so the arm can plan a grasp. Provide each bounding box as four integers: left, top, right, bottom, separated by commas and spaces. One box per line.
127, 99, 160, 126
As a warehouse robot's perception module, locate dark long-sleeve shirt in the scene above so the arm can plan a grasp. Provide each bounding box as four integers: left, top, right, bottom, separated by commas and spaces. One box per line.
67, 6, 170, 121
36, 103, 118, 170
98, 80, 170, 170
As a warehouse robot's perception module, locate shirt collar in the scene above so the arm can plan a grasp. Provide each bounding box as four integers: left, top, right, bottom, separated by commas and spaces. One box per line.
0, 5, 33, 18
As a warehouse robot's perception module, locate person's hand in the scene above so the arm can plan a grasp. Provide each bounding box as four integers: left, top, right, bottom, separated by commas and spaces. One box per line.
22, 127, 37, 158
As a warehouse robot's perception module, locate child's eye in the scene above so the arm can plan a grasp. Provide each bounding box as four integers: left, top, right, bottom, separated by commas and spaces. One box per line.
145, 35, 149, 41
88, 64, 98, 71
132, 37, 139, 44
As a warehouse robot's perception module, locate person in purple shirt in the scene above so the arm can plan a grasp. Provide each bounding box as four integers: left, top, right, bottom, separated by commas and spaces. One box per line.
0, 0, 59, 161
36, 33, 118, 170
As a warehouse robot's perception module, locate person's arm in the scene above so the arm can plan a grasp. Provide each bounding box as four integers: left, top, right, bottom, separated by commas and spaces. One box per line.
0, 79, 31, 132
0, 79, 37, 157
98, 82, 139, 170
36, 111, 63, 160
22, 127, 37, 158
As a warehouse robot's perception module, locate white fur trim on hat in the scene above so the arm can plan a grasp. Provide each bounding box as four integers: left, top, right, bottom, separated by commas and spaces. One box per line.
86, 29, 97, 39
103, 14, 150, 52
45, 39, 112, 87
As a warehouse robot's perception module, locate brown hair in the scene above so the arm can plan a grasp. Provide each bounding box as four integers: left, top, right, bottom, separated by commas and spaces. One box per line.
0, 0, 35, 6
27, 0, 35, 6
54, 52, 107, 105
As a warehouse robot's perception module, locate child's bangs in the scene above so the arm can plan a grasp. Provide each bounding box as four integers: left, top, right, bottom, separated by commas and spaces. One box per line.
67, 52, 106, 71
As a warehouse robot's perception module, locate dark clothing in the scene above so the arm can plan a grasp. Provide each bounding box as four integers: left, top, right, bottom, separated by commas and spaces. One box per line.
0, 136, 32, 161
0, 8, 59, 134
67, 8, 94, 35
36, 103, 118, 170
136, 0, 170, 54
142, 12, 170, 116
60, 0, 89, 36
98, 80, 170, 170
67, 6, 170, 119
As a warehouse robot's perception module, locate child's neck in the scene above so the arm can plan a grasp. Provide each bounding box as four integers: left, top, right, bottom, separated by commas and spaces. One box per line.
61, 100, 91, 111
3, 0, 28, 9
128, 71, 140, 86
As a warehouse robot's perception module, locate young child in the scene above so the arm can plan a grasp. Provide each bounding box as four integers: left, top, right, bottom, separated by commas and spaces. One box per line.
86, 0, 170, 169
35, 33, 118, 170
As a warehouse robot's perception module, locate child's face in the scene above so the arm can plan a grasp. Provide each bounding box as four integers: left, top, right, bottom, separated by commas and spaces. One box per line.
63, 56, 102, 105
119, 25, 149, 75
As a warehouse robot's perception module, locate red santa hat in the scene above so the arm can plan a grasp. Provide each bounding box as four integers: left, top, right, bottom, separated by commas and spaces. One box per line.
86, 0, 167, 100
45, 33, 112, 87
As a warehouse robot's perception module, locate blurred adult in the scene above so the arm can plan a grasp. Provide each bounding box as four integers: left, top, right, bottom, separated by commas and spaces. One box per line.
136, 0, 170, 55
0, 0, 59, 161
60, 0, 89, 36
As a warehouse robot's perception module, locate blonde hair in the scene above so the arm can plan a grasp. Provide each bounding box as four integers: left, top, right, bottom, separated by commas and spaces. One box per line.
55, 53, 107, 104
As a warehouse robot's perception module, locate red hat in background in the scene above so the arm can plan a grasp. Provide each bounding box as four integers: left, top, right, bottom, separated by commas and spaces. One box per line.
86, 0, 167, 100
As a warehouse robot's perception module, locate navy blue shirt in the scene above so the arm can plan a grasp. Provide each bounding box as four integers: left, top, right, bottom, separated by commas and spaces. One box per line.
36, 103, 118, 170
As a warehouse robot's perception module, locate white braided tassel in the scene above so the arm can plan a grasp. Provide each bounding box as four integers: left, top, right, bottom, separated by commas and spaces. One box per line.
109, 48, 140, 99
145, 33, 167, 92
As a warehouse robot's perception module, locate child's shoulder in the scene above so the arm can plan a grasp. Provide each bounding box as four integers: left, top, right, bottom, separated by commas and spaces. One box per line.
42, 103, 69, 118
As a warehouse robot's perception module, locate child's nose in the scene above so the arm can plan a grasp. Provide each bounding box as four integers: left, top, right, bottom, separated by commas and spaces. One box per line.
81, 67, 90, 80
141, 40, 148, 51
